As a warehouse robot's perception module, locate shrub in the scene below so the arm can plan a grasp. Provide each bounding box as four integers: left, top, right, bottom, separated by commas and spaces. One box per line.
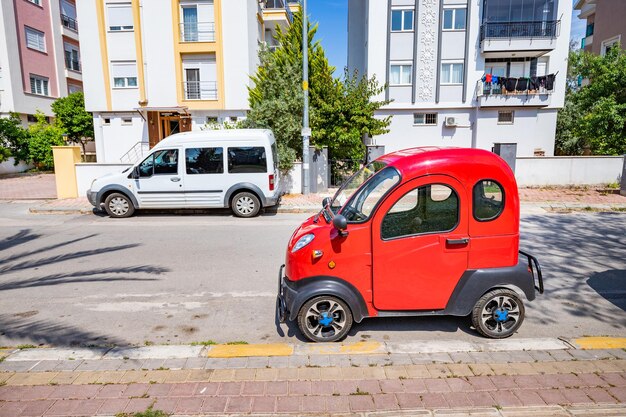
28, 112, 65, 170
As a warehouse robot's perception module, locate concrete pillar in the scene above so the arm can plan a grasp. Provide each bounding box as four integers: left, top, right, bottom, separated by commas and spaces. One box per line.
619, 155, 626, 197
308, 146, 328, 193
52, 146, 81, 199
493, 143, 517, 173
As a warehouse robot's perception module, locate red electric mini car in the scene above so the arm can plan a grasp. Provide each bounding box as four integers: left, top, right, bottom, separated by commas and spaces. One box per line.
277, 147, 543, 342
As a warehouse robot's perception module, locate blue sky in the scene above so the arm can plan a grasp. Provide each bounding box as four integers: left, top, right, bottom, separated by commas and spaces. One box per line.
309, 0, 587, 75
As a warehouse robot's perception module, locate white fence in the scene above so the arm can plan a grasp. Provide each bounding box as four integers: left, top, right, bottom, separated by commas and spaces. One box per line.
515, 156, 624, 186
75, 163, 132, 196
0, 158, 33, 175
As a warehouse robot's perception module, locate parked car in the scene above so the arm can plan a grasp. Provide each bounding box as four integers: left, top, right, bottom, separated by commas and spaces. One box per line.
276, 147, 543, 342
87, 129, 281, 218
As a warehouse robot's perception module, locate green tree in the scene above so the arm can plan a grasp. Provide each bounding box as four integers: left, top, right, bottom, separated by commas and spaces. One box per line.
28, 112, 65, 170
246, 11, 391, 171
0, 113, 30, 164
51, 92, 94, 158
557, 46, 626, 155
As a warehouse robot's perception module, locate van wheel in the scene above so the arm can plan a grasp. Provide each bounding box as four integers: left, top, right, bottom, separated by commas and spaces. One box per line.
232, 192, 260, 218
104, 193, 135, 218
472, 289, 525, 339
298, 296, 353, 343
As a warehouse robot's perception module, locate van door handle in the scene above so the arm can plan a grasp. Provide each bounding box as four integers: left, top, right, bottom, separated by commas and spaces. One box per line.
446, 237, 469, 245
170, 177, 181, 182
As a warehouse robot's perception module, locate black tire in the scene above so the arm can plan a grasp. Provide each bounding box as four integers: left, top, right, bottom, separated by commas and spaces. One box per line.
231, 192, 261, 218
297, 296, 353, 343
103, 192, 135, 218
471, 289, 525, 339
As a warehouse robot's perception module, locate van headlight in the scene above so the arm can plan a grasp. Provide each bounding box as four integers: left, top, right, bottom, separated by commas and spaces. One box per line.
292, 233, 315, 253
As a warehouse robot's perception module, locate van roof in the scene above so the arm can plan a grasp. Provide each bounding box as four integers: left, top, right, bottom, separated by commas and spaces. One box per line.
153, 129, 274, 148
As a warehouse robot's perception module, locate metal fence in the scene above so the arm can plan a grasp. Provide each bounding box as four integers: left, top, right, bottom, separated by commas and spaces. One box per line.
179, 22, 215, 42
61, 14, 78, 31
183, 81, 218, 100
480, 20, 560, 40
329, 159, 363, 187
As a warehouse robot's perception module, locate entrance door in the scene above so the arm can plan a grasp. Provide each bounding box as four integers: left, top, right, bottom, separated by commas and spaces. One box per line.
161, 115, 181, 137
371, 175, 469, 310
134, 148, 185, 208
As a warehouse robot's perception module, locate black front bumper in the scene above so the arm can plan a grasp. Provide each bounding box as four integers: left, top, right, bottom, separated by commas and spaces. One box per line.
276, 264, 299, 323
519, 250, 544, 294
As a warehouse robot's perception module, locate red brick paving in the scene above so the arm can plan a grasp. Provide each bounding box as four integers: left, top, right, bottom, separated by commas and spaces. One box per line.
0, 173, 56, 200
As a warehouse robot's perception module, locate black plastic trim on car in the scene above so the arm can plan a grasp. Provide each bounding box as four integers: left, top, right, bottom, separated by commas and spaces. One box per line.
223, 182, 266, 208
519, 249, 544, 294
96, 185, 139, 208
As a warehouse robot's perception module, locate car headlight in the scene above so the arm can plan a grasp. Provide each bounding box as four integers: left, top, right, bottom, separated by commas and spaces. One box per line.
292, 233, 315, 253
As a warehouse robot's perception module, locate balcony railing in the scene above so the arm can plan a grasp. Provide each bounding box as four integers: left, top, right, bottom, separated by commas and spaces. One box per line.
480, 20, 560, 41
476, 78, 554, 97
61, 14, 78, 31
261, 0, 294, 21
183, 81, 217, 100
179, 22, 215, 42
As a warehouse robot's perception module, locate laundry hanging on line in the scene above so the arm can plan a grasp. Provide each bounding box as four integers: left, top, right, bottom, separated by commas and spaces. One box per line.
481, 73, 557, 92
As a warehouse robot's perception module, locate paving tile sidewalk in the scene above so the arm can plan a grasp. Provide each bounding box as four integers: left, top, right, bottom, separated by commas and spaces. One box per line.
1, 347, 625, 416
0, 173, 56, 200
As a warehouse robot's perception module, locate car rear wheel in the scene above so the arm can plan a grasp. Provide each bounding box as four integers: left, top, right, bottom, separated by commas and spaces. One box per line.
104, 193, 135, 218
472, 289, 525, 338
297, 296, 353, 342
232, 192, 261, 218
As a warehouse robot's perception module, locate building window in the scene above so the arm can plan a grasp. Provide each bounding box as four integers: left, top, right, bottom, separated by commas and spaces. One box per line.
585, 23, 594, 37
25, 27, 46, 52
102, 117, 111, 125
414, 113, 438, 126
390, 64, 412, 85
498, 110, 514, 124
391, 9, 414, 32
27, 0, 42, 6
68, 84, 82, 94
61, 0, 78, 31
441, 62, 464, 85
106, 3, 133, 31
443, 8, 466, 30
601, 35, 621, 56
111, 61, 138, 88
180, 2, 216, 42
206, 116, 218, 124
64, 43, 81, 72
30, 75, 49, 96
122, 117, 133, 125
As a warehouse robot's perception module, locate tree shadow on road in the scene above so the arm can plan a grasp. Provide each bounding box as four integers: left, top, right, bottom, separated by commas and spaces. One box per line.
0, 229, 170, 347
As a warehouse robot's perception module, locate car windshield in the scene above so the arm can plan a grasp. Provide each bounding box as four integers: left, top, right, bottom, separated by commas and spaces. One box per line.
330, 161, 400, 221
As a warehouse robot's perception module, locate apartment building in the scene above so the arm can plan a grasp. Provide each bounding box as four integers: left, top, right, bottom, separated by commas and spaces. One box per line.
348, 0, 571, 157
575, 0, 625, 55
0, 0, 82, 123
77, 0, 298, 164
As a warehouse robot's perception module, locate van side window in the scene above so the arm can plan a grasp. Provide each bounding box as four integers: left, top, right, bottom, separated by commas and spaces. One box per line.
185, 147, 223, 174
381, 184, 459, 240
473, 180, 504, 221
138, 149, 178, 177
228, 147, 267, 173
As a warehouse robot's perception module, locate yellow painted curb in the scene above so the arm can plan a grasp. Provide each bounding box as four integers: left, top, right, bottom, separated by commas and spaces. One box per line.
573, 337, 626, 350
302, 341, 383, 355
207, 343, 293, 358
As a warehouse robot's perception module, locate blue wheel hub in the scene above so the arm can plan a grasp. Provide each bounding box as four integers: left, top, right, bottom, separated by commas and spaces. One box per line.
494, 308, 509, 322
318, 312, 333, 327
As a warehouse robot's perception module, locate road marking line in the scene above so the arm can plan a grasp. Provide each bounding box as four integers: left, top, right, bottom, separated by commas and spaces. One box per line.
573, 337, 626, 350
207, 343, 293, 358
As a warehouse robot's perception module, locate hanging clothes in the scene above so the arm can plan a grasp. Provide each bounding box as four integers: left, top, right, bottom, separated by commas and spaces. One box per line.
505, 77, 517, 92
545, 74, 556, 90
529, 76, 539, 90
538, 76, 546, 89
481, 74, 486, 82
492, 75, 499, 84
516, 77, 529, 91
485, 73, 493, 83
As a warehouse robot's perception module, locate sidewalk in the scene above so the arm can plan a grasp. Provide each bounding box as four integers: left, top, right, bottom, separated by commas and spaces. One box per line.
1, 338, 625, 416
24, 187, 626, 215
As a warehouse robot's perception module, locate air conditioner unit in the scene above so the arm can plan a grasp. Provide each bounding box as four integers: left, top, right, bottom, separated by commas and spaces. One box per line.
445, 116, 458, 127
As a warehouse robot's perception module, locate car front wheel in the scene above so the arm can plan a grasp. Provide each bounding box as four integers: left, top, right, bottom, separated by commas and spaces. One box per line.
471, 289, 525, 338
297, 296, 353, 342
104, 193, 135, 218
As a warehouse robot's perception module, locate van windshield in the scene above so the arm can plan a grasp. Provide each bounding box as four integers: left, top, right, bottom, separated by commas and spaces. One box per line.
330, 161, 399, 220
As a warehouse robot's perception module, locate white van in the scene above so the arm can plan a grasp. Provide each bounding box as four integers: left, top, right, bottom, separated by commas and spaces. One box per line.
87, 129, 281, 218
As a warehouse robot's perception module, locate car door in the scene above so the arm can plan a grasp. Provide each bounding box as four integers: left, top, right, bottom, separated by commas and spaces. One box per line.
183, 146, 226, 207
134, 148, 185, 208
371, 175, 469, 311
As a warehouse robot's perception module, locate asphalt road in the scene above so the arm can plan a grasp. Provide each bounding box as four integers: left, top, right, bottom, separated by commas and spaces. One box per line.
0, 202, 624, 347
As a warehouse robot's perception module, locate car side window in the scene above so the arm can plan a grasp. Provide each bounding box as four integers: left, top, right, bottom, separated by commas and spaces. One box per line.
381, 183, 459, 240
228, 147, 267, 173
186, 147, 223, 174
154, 149, 178, 175
473, 180, 504, 221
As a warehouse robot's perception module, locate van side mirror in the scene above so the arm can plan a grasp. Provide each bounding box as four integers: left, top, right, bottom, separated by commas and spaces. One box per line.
322, 197, 331, 208
131, 166, 140, 179
333, 214, 348, 237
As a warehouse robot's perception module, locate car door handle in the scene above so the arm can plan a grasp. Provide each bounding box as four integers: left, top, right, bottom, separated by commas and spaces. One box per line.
170, 177, 181, 182
446, 238, 469, 245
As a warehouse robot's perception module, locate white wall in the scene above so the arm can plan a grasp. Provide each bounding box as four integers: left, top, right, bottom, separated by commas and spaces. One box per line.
515, 156, 624, 186
0, 158, 33, 175
77, 1, 107, 112
221, 0, 251, 111
284, 161, 302, 194
75, 162, 133, 196
94, 113, 147, 163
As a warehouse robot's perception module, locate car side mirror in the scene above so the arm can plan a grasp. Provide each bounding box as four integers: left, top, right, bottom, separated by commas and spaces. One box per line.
333, 214, 348, 237
322, 197, 331, 208
131, 166, 140, 179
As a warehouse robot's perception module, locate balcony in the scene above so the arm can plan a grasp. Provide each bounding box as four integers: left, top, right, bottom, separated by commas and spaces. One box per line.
61, 14, 78, 31
480, 20, 560, 57
260, 0, 295, 25
183, 81, 217, 100
475, 80, 553, 107
179, 22, 215, 42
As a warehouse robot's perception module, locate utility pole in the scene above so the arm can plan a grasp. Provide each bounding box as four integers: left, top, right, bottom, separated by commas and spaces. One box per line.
301, 0, 310, 194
